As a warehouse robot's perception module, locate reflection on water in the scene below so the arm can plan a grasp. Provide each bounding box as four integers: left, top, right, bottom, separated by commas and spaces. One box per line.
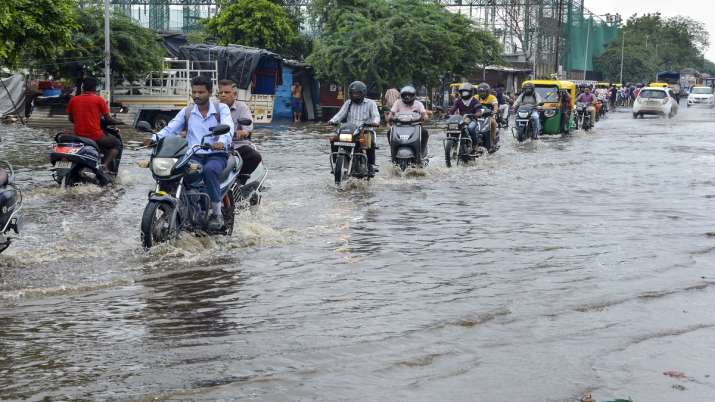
2, 108, 715, 400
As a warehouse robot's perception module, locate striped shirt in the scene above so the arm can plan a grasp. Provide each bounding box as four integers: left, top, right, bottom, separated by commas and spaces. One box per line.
329, 99, 381, 126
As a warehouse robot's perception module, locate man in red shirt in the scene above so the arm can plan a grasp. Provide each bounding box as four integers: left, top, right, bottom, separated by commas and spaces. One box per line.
66, 77, 123, 172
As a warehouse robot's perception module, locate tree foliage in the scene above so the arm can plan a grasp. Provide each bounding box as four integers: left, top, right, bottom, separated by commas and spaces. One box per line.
204, 0, 299, 55
595, 13, 713, 83
40, 7, 163, 83
306, 0, 502, 90
0, 0, 78, 68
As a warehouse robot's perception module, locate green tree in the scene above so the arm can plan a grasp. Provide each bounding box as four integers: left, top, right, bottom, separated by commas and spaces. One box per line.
204, 0, 299, 54
306, 0, 502, 90
41, 7, 163, 83
0, 0, 78, 68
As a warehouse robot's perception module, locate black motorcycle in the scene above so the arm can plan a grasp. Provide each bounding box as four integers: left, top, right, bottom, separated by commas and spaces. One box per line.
50, 126, 122, 187
575, 102, 593, 131
389, 112, 427, 171
330, 123, 374, 185
137, 120, 248, 249
512, 104, 543, 142
443, 114, 478, 167
0, 161, 22, 254
474, 106, 498, 152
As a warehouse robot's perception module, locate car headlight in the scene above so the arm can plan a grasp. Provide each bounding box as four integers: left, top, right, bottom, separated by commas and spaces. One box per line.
338, 133, 353, 142
151, 157, 177, 177
544, 109, 557, 118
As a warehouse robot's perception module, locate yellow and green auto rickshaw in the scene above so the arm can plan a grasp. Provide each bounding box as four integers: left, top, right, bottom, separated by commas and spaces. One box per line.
516, 80, 575, 137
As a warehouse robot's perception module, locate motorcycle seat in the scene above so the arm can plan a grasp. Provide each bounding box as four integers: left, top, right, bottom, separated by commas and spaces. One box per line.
219, 154, 238, 182
0, 169, 7, 187
56, 133, 99, 149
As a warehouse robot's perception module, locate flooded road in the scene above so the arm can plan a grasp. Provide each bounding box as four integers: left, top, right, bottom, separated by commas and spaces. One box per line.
2, 107, 715, 401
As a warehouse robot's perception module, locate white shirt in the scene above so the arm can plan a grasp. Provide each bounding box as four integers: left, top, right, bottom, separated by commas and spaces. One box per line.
155, 101, 234, 155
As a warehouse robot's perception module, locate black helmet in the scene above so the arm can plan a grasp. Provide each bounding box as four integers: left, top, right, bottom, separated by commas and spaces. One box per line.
458, 83, 474, 101
400, 85, 416, 105
348, 81, 367, 104
477, 83, 491, 98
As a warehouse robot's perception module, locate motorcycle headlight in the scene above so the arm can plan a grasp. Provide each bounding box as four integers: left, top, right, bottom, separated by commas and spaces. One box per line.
517, 111, 529, 118
151, 157, 178, 177
448, 123, 459, 130
339, 133, 353, 142
544, 109, 557, 118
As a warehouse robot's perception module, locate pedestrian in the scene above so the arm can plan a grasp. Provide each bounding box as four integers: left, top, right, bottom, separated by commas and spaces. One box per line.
383, 87, 400, 123
291, 80, 303, 123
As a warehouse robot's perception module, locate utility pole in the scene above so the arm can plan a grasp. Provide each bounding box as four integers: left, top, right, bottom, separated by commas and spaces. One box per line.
104, 0, 111, 101
619, 30, 625, 85
554, 0, 564, 76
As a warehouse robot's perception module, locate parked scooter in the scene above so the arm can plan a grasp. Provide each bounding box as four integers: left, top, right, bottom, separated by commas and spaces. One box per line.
0, 161, 22, 254
50, 126, 123, 187
136, 120, 246, 249
330, 122, 374, 185
389, 111, 428, 171
575, 102, 593, 131
512, 104, 543, 142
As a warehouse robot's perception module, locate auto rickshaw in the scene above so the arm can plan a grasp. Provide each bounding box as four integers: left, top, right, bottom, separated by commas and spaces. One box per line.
519, 80, 575, 135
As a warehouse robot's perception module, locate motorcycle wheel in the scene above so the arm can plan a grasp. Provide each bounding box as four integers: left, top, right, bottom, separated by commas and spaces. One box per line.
398, 159, 409, 171
334, 154, 345, 185
222, 191, 236, 236
141, 201, 177, 249
61, 173, 75, 188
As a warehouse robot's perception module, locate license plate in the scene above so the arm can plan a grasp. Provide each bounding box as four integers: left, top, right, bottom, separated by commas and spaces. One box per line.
55, 160, 72, 169
399, 135, 410, 140
334, 142, 355, 147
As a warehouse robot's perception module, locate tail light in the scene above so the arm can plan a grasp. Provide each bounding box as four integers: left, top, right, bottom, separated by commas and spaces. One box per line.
53, 144, 81, 154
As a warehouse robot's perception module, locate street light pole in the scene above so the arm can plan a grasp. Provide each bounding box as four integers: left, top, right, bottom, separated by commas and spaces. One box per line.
619, 30, 625, 85
104, 0, 111, 101
583, 18, 591, 81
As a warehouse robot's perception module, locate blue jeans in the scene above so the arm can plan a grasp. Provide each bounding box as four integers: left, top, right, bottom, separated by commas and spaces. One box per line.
192, 154, 227, 203
467, 121, 479, 146
530, 111, 540, 137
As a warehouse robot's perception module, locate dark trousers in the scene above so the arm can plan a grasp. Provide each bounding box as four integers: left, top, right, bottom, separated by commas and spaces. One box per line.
95, 134, 121, 160
192, 154, 227, 203
236, 145, 262, 175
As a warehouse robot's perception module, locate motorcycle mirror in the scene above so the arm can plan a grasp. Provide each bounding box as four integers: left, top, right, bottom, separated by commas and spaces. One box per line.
136, 121, 153, 133
237, 118, 253, 127
209, 124, 231, 136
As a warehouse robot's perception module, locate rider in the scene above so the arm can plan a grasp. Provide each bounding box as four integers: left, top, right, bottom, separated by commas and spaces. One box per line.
495, 84, 510, 127
448, 83, 482, 153
328, 81, 381, 176
388, 85, 429, 155
149, 75, 234, 229
576, 85, 597, 124
65, 76, 123, 175
218, 79, 262, 181
476, 83, 499, 152
511, 82, 543, 139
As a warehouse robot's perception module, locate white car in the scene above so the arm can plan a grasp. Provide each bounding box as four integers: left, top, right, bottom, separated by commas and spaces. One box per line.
632, 87, 679, 118
687, 86, 715, 108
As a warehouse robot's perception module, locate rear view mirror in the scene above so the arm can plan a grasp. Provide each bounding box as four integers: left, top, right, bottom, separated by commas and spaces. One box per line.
210, 124, 231, 136
237, 118, 253, 127
136, 121, 153, 133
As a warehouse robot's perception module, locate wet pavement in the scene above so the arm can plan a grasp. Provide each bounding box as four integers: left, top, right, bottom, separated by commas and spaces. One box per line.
1, 106, 715, 401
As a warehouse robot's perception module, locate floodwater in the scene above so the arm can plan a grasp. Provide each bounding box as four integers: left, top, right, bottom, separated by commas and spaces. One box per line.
1, 107, 715, 401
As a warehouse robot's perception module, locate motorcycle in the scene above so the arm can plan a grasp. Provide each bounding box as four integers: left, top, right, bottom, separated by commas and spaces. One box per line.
474, 106, 499, 153
389, 112, 428, 171
330, 122, 374, 185
443, 114, 479, 167
497, 104, 510, 129
575, 102, 593, 131
136, 120, 248, 249
0, 161, 22, 254
50, 126, 123, 187
512, 104, 543, 142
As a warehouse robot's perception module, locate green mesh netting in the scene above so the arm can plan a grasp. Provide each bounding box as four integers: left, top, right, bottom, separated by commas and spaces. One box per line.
563, 1, 619, 72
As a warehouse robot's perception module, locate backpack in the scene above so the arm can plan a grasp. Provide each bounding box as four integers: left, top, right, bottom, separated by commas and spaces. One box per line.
182, 100, 222, 132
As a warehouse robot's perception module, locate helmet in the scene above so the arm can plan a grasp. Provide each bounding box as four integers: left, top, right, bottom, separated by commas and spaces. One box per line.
400, 85, 416, 105
523, 82, 535, 94
477, 83, 491, 98
458, 83, 474, 101
348, 81, 367, 104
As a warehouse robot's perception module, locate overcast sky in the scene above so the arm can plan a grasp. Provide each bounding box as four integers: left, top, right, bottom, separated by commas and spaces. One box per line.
586, 0, 715, 62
